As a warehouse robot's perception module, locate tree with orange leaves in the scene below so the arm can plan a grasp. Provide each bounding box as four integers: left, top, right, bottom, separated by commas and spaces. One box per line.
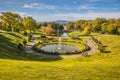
83, 26, 91, 35
45, 24, 53, 35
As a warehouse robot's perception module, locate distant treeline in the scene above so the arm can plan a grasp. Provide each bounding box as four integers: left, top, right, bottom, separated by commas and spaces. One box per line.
0, 12, 120, 35
66, 18, 120, 34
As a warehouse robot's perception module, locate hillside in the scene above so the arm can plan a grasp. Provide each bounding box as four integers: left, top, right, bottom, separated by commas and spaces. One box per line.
0, 31, 43, 61
0, 32, 120, 80
54, 20, 69, 24
0, 32, 24, 58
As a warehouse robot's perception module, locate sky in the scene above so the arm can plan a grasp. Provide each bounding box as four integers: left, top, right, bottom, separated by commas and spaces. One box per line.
0, 0, 120, 21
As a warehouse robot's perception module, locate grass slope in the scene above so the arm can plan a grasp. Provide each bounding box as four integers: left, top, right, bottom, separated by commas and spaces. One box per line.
0, 32, 120, 80
0, 32, 43, 61
0, 32, 24, 58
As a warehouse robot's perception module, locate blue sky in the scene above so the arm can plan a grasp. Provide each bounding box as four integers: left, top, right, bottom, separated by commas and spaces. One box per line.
0, 0, 120, 21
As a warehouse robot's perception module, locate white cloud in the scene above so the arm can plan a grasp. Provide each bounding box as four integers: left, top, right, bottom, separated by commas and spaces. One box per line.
0, 11, 31, 17
24, 4, 33, 8
12, 11, 31, 17
35, 12, 120, 21
88, 10, 93, 13
1, 11, 120, 22
23, 2, 56, 10
55, 12, 120, 20
77, 4, 96, 9
77, 4, 120, 11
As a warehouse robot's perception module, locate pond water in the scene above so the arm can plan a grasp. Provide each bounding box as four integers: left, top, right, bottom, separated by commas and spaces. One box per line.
41, 44, 79, 54
62, 32, 68, 37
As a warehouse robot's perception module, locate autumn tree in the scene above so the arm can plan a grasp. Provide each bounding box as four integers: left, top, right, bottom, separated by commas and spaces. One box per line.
45, 24, 53, 35
40, 26, 46, 33
82, 26, 91, 35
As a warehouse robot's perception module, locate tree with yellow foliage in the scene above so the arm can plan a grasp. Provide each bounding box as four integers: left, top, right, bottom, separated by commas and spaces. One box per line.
40, 26, 46, 32
82, 26, 91, 35
45, 24, 53, 35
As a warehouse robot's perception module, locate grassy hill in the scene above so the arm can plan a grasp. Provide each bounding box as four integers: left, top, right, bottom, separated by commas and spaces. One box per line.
0, 31, 43, 61
0, 31, 120, 80
0, 32, 24, 58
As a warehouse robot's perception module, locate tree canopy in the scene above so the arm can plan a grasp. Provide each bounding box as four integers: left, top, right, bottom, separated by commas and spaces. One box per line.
66, 18, 120, 35
0, 12, 37, 33
0, 12, 120, 35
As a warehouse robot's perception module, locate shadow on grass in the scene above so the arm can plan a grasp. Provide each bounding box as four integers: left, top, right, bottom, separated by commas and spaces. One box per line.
0, 34, 62, 62
102, 51, 111, 53
102, 45, 111, 53
8, 33, 23, 39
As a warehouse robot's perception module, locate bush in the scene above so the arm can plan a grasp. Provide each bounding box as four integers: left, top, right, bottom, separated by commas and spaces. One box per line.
24, 31, 28, 36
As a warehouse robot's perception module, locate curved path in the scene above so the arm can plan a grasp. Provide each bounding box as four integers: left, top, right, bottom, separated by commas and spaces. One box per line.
25, 37, 98, 59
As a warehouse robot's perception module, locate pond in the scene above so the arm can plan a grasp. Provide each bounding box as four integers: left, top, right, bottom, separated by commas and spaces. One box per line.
41, 44, 80, 54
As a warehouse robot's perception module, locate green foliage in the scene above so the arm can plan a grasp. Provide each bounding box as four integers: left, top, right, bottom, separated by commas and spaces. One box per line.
101, 23, 108, 33
50, 22, 60, 31
94, 18, 107, 31
106, 24, 115, 34
22, 16, 37, 33
66, 18, 120, 35
0, 12, 22, 32
118, 28, 120, 34
66, 21, 74, 30
23, 31, 28, 36
0, 12, 37, 33
69, 31, 83, 37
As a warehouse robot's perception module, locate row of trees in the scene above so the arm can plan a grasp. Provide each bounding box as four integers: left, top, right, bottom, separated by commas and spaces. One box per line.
39, 22, 64, 35
40, 24, 53, 35
0, 12, 37, 33
0, 12, 64, 35
1, 12, 120, 35
66, 18, 120, 34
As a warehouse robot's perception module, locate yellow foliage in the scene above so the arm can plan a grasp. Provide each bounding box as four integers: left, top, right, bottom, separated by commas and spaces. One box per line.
40, 26, 46, 32
45, 24, 53, 35
83, 26, 91, 35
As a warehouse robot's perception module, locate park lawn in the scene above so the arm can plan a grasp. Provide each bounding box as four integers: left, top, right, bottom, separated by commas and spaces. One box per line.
68, 31, 83, 37
68, 31, 100, 37
0, 32, 120, 80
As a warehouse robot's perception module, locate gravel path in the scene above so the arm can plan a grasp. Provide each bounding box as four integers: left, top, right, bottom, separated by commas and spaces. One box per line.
25, 37, 98, 59
86, 37, 98, 55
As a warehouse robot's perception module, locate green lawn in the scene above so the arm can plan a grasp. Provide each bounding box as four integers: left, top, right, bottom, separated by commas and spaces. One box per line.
68, 31, 100, 37
68, 31, 83, 37
0, 31, 120, 80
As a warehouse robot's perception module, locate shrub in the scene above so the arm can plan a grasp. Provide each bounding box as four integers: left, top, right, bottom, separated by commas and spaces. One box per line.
24, 31, 28, 36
